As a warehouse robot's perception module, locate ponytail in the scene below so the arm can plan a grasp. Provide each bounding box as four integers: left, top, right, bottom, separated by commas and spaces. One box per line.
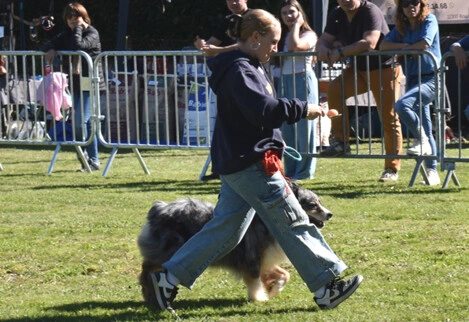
226, 9, 279, 44
227, 14, 243, 40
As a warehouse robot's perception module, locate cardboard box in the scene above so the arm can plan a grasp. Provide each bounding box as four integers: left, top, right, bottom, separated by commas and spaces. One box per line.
140, 75, 177, 143
182, 82, 214, 146
175, 85, 189, 143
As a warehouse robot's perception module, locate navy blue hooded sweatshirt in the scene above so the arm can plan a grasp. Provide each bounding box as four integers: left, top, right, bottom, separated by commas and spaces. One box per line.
207, 49, 309, 175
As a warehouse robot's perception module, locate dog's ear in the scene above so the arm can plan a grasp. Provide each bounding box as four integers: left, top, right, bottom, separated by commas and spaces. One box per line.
289, 180, 300, 195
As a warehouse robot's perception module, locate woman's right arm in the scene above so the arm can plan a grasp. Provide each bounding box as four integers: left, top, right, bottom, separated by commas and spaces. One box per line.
42, 32, 64, 64
380, 28, 409, 51
45, 49, 57, 64
42, 37, 58, 64
285, 13, 313, 52
380, 38, 409, 51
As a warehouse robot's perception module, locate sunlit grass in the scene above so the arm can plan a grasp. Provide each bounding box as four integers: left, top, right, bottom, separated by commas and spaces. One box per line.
0, 145, 468, 321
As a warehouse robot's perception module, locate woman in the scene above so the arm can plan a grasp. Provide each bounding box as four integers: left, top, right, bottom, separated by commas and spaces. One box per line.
277, 0, 319, 181
380, 0, 441, 185
43, 2, 105, 171
148, 9, 362, 312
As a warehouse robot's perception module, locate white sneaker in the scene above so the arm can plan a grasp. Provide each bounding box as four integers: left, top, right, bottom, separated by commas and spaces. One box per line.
407, 139, 432, 156
148, 270, 179, 311
379, 168, 398, 182
420, 168, 441, 186
314, 275, 363, 310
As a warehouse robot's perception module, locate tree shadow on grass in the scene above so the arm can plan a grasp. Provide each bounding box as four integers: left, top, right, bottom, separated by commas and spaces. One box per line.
0, 298, 316, 321
30, 174, 469, 200
1, 301, 152, 322
175, 298, 318, 320
304, 180, 468, 200
31, 179, 222, 197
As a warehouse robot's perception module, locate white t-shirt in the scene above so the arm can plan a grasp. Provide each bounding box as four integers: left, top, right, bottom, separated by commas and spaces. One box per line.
280, 30, 317, 75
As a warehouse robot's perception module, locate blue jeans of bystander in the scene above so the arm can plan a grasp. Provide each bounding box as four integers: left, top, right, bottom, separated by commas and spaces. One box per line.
73, 91, 99, 163
394, 75, 437, 170
279, 69, 318, 180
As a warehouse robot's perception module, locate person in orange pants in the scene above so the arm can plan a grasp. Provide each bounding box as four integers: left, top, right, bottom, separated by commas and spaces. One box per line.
317, 0, 403, 182
325, 66, 403, 180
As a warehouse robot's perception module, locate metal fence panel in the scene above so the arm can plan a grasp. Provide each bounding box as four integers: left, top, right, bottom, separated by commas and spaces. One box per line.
1, 49, 467, 187
0, 50, 96, 173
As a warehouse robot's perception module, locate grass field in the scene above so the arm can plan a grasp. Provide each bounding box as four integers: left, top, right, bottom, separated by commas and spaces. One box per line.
1, 145, 468, 321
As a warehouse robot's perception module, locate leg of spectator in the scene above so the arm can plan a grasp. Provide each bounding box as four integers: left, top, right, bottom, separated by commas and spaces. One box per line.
421, 104, 437, 170
394, 84, 421, 140
327, 68, 370, 143
370, 66, 403, 173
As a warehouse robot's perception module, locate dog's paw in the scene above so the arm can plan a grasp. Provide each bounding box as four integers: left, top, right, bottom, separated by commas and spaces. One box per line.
267, 277, 287, 298
261, 266, 291, 298
245, 275, 270, 301
248, 289, 270, 302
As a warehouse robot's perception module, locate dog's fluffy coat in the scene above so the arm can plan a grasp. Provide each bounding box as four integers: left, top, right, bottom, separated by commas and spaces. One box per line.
137, 182, 332, 302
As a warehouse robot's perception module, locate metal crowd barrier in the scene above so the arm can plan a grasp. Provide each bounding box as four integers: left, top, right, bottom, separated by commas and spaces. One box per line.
93, 50, 215, 176
0, 50, 96, 173
335, 50, 466, 188
318, 50, 446, 187
94, 50, 328, 177
92, 50, 457, 186
440, 51, 469, 188
1, 50, 467, 188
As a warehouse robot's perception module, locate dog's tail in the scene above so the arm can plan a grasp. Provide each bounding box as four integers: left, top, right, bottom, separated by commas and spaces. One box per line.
139, 259, 163, 305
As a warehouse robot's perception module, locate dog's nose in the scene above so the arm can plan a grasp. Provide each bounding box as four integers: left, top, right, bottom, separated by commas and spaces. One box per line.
326, 212, 333, 220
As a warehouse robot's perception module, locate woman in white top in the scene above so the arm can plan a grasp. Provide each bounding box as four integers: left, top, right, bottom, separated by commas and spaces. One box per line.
278, 0, 319, 180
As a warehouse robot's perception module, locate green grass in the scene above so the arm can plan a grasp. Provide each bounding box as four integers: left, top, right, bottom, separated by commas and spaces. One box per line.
1, 145, 468, 321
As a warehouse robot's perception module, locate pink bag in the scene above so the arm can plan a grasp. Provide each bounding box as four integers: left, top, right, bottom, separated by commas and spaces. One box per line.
36, 72, 72, 121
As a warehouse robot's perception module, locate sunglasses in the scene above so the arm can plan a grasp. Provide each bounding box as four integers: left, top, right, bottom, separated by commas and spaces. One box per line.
66, 13, 80, 19
402, 0, 420, 8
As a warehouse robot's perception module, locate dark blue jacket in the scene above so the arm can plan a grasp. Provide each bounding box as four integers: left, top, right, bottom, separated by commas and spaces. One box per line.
207, 50, 308, 175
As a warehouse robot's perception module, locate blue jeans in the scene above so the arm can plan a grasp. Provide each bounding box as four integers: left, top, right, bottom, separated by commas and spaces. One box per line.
73, 91, 99, 162
163, 162, 347, 293
279, 70, 318, 180
395, 75, 436, 170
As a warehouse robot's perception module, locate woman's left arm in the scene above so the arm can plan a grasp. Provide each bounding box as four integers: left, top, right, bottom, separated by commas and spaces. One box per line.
72, 25, 100, 51
411, 15, 438, 50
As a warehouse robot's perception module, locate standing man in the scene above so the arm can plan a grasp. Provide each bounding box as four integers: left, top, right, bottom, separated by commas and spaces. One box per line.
194, 0, 250, 57
316, 0, 404, 182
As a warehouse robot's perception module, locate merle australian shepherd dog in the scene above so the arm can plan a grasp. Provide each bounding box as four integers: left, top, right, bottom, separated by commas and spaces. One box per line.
137, 181, 332, 303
